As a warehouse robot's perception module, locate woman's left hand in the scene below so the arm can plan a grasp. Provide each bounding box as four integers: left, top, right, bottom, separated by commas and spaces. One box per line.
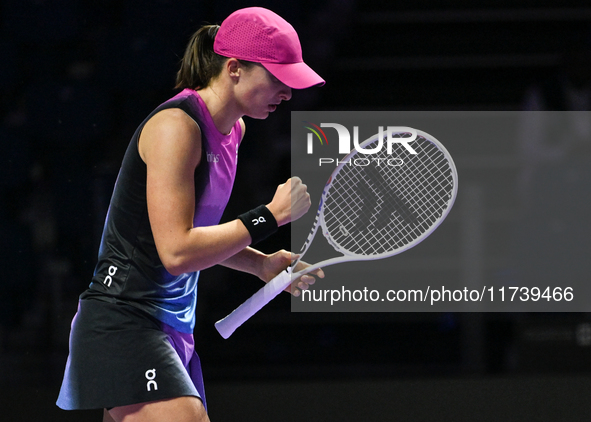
260, 249, 324, 296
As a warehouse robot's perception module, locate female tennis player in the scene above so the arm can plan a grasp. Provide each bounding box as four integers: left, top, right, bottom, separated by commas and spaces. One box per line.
57, 7, 324, 422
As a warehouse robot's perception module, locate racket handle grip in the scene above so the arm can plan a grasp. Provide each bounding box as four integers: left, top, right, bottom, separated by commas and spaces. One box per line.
215, 269, 292, 339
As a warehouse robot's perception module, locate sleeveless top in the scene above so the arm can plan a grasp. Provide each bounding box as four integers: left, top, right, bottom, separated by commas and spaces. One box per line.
83, 89, 242, 333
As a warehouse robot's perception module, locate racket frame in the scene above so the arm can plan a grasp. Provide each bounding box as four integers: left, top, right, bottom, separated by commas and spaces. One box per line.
295, 128, 458, 271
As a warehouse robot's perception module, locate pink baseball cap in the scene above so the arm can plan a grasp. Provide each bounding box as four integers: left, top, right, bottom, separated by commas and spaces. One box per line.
213, 7, 325, 89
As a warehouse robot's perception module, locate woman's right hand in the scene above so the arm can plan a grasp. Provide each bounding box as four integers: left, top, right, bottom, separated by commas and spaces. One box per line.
266, 177, 311, 226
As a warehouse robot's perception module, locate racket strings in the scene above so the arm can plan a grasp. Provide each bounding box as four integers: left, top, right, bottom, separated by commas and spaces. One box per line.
402, 142, 452, 224
323, 135, 455, 257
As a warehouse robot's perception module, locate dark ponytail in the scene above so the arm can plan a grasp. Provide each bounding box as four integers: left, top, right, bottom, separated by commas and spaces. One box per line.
175, 25, 226, 90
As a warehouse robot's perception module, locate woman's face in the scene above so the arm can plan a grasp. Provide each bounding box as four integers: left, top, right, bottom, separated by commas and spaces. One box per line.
235, 63, 292, 119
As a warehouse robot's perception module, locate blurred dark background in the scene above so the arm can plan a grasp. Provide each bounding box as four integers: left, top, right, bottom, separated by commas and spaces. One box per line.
1, 0, 591, 421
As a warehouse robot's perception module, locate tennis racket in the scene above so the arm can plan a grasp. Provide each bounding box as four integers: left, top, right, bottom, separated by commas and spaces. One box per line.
215, 128, 458, 338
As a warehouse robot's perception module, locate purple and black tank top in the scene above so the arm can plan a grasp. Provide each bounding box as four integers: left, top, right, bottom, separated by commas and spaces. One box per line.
83, 89, 241, 333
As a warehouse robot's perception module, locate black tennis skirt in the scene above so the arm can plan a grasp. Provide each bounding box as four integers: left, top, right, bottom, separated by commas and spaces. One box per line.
56, 297, 206, 411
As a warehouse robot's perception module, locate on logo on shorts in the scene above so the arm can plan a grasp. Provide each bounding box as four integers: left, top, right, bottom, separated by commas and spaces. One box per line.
145, 368, 158, 391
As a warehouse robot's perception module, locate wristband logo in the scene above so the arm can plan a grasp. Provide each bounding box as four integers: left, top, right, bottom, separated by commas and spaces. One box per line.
252, 216, 266, 225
